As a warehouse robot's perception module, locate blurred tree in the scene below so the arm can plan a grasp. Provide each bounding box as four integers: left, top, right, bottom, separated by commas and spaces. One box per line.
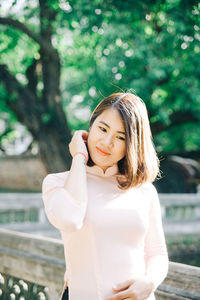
0, 0, 72, 172
0, 0, 200, 173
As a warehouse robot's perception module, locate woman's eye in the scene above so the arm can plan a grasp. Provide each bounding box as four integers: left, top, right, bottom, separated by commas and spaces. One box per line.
99, 126, 107, 132
117, 136, 125, 141
98, 126, 125, 141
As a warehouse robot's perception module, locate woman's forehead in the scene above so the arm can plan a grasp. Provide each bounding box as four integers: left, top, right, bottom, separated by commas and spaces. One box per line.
95, 108, 125, 130
97, 107, 120, 118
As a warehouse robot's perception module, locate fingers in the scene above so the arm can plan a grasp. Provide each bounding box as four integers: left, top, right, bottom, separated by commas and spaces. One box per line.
75, 130, 88, 135
69, 130, 89, 158
105, 289, 133, 300
81, 131, 89, 142
74, 130, 88, 140
112, 280, 134, 292
105, 280, 135, 300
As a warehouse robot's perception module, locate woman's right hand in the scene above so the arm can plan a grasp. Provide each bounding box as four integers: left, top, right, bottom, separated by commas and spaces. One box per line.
68, 130, 89, 161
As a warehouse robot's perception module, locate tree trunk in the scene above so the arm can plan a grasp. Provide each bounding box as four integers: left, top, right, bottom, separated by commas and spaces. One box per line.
0, 63, 72, 173
0, 1, 73, 173
37, 126, 72, 173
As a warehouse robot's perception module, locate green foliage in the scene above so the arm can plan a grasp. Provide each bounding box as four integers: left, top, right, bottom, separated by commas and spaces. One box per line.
155, 123, 200, 153
0, 85, 18, 148
0, 85, 17, 121
41, 113, 52, 124
167, 234, 200, 267
0, 0, 200, 154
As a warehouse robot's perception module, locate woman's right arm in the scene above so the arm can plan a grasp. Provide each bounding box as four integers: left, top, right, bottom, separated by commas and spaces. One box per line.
42, 130, 89, 233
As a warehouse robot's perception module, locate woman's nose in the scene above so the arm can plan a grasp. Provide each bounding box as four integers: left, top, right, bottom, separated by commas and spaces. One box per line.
102, 135, 114, 146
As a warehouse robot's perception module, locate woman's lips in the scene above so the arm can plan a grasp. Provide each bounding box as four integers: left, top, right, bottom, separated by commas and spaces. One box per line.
96, 146, 111, 156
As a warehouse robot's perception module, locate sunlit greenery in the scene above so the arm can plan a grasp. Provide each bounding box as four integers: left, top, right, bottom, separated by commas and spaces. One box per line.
0, 0, 200, 155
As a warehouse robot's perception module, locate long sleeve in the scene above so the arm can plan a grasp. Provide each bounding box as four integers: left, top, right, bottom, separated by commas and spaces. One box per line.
144, 185, 169, 290
42, 172, 88, 233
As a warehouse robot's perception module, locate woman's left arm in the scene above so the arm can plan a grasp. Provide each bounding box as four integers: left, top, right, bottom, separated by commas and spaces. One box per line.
143, 185, 169, 291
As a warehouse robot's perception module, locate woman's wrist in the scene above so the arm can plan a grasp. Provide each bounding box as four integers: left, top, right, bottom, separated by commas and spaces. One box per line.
73, 152, 88, 165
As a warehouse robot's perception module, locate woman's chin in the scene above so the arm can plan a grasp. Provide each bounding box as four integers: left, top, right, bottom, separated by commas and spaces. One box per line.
92, 158, 112, 169
89, 147, 114, 167
89, 153, 102, 164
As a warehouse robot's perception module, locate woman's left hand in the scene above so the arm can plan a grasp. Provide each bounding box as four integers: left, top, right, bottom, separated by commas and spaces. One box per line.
105, 278, 154, 300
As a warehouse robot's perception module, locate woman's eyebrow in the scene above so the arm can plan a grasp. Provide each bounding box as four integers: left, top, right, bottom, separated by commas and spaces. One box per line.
99, 121, 125, 135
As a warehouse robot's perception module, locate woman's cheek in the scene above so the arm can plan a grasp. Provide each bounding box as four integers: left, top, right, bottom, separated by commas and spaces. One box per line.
118, 142, 126, 157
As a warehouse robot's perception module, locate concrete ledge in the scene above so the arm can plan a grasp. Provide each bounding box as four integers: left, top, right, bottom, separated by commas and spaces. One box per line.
0, 228, 65, 299
156, 262, 200, 299
0, 228, 200, 299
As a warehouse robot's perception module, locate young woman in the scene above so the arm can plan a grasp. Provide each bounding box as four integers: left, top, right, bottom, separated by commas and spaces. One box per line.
42, 92, 169, 300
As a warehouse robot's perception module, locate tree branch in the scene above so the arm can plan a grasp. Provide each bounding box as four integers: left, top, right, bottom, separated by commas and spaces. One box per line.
39, 0, 57, 42
0, 64, 43, 134
160, 150, 200, 160
0, 17, 55, 57
25, 58, 39, 95
151, 110, 200, 135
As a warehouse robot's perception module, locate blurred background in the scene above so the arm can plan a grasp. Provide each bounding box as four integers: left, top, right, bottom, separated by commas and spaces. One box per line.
0, 0, 200, 299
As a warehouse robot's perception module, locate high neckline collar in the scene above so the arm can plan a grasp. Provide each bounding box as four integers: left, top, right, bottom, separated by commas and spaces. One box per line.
86, 164, 119, 177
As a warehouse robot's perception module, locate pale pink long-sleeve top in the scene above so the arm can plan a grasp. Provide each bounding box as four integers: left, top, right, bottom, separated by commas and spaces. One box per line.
42, 163, 168, 300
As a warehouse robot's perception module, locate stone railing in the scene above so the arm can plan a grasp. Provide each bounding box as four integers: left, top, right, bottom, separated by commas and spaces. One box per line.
0, 192, 200, 237
159, 194, 200, 221
0, 228, 200, 300
0, 192, 59, 238
1, 193, 199, 223
157, 262, 200, 300
0, 228, 65, 299
159, 193, 200, 235
0, 193, 45, 224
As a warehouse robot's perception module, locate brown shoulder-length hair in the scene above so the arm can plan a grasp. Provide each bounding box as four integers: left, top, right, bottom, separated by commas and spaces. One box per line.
87, 92, 160, 190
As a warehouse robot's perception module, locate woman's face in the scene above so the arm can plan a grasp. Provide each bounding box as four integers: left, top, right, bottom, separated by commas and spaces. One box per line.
87, 108, 126, 172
